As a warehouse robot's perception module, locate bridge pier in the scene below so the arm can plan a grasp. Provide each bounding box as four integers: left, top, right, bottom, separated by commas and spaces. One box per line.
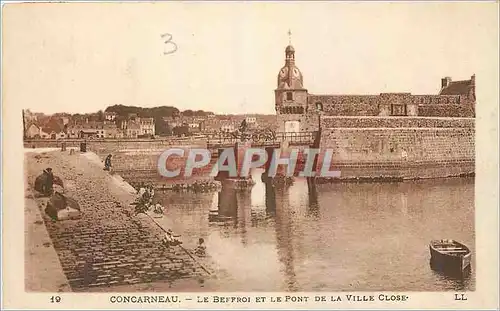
216, 141, 255, 189
262, 143, 295, 187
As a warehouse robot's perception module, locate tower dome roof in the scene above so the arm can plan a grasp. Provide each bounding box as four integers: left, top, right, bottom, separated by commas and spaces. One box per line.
277, 44, 303, 89
277, 65, 303, 89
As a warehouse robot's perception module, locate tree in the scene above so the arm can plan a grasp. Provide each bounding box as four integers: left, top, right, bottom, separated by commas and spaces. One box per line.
172, 125, 189, 137
154, 116, 172, 136
96, 110, 104, 121
104, 104, 184, 119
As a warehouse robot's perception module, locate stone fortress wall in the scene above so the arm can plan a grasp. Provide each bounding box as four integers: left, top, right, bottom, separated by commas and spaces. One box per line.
307, 97, 476, 179
320, 116, 475, 129
316, 125, 474, 180
309, 94, 475, 118
309, 100, 475, 180
272, 92, 477, 180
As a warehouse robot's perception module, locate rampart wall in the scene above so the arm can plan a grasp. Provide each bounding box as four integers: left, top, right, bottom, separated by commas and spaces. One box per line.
317, 124, 475, 179
308, 94, 475, 117
320, 116, 475, 129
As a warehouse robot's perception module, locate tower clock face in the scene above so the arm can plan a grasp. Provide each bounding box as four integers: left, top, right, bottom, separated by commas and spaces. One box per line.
293, 68, 300, 77
279, 68, 287, 78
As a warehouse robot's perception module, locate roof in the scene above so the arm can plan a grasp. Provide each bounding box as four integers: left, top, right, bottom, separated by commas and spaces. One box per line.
277, 65, 303, 89
41, 118, 64, 133
41, 127, 56, 134
70, 121, 105, 129
26, 122, 39, 129
439, 80, 471, 95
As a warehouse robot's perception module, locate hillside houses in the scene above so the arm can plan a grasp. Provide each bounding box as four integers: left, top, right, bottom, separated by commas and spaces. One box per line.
23, 108, 276, 140
121, 117, 156, 138
24, 116, 67, 139
23, 110, 156, 139
67, 121, 122, 139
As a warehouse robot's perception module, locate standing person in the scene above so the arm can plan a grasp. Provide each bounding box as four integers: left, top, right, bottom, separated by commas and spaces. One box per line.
142, 187, 151, 209
104, 154, 112, 171
148, 186, 155, 206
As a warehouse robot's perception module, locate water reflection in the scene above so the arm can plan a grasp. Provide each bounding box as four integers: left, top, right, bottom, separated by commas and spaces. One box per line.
430, 260, 472, 291
153, 170, 475, 292
307, 178, 320, 219
211, 187, 238, 224
273, 183, 299, 292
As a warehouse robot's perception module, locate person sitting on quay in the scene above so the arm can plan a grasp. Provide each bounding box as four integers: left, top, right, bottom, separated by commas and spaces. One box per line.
35, 168, 55, 196
194, 238, 206, 257
162, 229, 182, 247
138, 186, 146, 197
152, 203, 164, 218
153, 203, 164, 214
42, 168, 54, 195
103, 154, 112, 171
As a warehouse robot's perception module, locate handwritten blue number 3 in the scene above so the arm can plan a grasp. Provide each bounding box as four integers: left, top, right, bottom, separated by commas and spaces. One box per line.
161, 33, 178, 55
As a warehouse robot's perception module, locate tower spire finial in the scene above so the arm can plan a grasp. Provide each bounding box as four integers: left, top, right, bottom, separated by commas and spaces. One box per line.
288, 29, 292, 45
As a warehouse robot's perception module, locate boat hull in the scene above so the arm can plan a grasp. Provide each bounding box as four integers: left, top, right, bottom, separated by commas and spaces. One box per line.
429, 241, 471, 273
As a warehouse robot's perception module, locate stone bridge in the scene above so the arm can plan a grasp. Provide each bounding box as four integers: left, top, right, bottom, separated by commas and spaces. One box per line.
206, 131, 321, 180
206, 131, 320, 150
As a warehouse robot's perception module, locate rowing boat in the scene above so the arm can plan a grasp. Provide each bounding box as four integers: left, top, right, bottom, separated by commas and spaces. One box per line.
429, 239, 471, 272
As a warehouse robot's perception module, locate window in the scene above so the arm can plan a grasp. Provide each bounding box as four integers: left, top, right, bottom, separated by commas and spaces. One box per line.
391, 104, 407, 116
286, 92, 293, 101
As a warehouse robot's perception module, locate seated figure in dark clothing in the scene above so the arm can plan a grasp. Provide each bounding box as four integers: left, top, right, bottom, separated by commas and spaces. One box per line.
34, 168, 64, 197
34, 168, 54, 196
194, 238, 206, 257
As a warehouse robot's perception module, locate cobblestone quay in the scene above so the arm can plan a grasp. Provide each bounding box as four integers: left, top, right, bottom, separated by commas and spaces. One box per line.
25, 150, 206, 291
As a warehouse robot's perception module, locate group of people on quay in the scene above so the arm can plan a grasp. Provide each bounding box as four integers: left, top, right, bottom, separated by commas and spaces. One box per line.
101, 152, 207, 258
132, 184, 206, 256
134, 184, 165, 215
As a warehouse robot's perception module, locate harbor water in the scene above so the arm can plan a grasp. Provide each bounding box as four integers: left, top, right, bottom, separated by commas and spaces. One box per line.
153, 170, 475, 292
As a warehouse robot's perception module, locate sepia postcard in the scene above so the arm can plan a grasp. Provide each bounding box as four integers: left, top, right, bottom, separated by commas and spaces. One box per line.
1, 1, 499, 310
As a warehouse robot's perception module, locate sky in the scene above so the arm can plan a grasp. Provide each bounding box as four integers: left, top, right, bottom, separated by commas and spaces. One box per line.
2, 2, 498, 115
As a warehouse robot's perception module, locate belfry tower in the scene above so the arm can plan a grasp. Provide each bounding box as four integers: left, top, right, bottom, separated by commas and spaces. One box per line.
275, 30, 310, 133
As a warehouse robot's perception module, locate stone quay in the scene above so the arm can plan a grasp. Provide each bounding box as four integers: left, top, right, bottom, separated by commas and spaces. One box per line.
25, 149, 214, 292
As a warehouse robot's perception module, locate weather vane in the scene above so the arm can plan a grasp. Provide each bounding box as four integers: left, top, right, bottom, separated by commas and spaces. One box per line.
288, 29, 292, 44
